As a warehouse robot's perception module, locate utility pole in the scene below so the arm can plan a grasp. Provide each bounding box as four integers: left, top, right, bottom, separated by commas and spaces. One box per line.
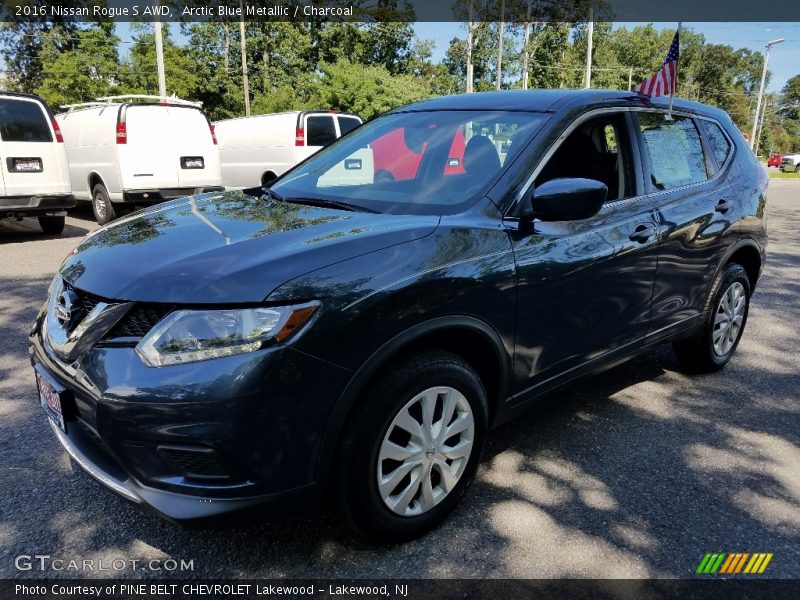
239, 0, 250, 116
496, 0, 505, 90
750, 38, 784, 150
521, 0, 532, 90
466, 0, 475, 93
584, 5, 593, 89
628, 67, 633, 91
153, 16, 166, 98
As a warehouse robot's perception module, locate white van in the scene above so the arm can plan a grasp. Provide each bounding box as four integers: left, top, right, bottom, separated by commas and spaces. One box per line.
215, 110, 362, 189
0, 92, 73, 234
56, 95, 223, 224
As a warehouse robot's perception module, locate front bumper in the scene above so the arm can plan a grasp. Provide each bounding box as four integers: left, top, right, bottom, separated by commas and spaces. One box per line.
29, 317, 352, 522
1, 193, 75, 218
122, 187, 225, 203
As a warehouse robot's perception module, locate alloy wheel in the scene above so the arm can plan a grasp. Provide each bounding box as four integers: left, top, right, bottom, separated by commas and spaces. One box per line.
713, 281, 746, 356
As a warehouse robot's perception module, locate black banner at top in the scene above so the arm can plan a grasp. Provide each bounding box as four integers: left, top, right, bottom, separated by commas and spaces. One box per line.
2, 0, 800, 23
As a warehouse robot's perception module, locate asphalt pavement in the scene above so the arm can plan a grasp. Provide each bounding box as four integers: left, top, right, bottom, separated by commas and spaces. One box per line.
1, 183, 798, 579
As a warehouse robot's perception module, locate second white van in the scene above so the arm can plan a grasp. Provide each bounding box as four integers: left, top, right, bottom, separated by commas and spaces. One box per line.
215, 110, 362, 189
56, 95, 224, 224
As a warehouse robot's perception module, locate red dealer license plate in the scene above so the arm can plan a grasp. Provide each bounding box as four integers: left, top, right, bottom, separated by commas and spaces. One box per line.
36, 369, 66, 433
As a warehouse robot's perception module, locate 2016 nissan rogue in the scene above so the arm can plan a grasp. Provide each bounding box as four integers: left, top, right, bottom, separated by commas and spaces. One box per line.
30, 90, 768, 541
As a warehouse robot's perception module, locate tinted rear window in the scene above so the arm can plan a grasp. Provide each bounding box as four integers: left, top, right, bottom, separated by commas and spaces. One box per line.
638, 113, 708, 191
0, 98, 52, 142
306, 115, 337, 146
338, 116, 361, 136
701, 120, 732, 168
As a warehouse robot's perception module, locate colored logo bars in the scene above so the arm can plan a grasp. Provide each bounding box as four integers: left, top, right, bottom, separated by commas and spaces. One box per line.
696, 552, 773, 574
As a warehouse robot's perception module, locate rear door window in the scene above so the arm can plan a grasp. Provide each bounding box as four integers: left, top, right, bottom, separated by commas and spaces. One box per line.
638, 113, 708, 191
700, 120, 733, 168
306, 115, 337, 147
337, 116, 361, 136
0, 98, 52, 142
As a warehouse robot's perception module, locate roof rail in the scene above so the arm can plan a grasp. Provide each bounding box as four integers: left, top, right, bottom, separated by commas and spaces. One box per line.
96, 94, 203, 107
60, 102, 111, 112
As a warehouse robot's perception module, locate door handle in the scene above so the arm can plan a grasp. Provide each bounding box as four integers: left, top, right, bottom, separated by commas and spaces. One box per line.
629, 223, 657, 243
715, 199, 733, 214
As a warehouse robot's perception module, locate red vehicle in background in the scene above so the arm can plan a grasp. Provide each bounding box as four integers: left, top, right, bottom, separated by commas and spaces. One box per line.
371, 127, 466, 181
767, 153, 783, 168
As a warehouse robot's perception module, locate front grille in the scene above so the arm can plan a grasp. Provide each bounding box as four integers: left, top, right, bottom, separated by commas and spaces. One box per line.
157, 445, 231, 481
106, 305, 172, 340
61, 283, 104, 333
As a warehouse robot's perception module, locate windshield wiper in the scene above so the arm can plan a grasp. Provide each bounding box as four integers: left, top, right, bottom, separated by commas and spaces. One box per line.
282, 197, 379, 214
242, 185, 284, 201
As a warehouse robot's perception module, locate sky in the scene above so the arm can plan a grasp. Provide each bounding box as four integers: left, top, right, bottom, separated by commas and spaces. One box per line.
118, 21, 798, 93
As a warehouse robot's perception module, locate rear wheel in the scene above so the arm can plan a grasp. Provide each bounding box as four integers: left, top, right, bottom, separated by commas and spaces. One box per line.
673, 263, 751, 373
795, 164, 800, 174
336, 351, 488, 542
91, 183, 115, 225
37, 215, 65, 235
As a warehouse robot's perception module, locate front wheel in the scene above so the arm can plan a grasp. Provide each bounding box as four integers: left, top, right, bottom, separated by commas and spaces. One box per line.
673, 263, 751, 372
91, 183, 116, 225
37, 215, 65, 235
336, 351, 488, 542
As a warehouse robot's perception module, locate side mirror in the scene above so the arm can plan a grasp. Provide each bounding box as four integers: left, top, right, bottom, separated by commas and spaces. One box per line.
516, 177, 608, 222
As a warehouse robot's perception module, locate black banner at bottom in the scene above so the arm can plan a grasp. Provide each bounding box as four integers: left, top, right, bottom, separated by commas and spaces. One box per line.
3, 579, 799, 600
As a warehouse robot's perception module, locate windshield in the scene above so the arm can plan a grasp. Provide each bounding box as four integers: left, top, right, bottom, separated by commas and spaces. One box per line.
271, 110, 547, 215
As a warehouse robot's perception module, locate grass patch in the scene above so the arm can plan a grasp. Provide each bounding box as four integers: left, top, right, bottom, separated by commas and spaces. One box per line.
768, 169, 800, 179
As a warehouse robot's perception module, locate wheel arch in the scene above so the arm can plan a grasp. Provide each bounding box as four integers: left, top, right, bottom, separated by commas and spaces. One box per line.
720, 239, 764, 292
314, 315, 511, 489
87, 171, 107, 193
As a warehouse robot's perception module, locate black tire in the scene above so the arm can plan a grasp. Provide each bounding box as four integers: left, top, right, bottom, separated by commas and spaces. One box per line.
37, 215, 65, 235
336, 351, 488, 542
673, 263, 751, 373
262, 171, 278, 186
91, 183, 116, 225
795, 164, 800, 174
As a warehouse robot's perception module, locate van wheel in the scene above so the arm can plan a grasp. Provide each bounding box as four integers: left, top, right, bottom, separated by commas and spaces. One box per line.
38, 216, 65, 235
261, 171, 277, 186
92, 184, 115, 225
336, 351, 488, 542
673, 263, 751, 373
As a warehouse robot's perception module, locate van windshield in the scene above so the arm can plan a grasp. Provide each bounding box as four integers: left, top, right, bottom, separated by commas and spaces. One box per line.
271, 110, 547, 215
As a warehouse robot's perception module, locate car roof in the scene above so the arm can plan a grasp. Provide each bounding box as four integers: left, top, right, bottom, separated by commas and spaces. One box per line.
391, 89, 731, 121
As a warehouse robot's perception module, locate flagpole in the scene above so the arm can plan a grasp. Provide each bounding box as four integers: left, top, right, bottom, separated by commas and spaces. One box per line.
667, 22, 682, 118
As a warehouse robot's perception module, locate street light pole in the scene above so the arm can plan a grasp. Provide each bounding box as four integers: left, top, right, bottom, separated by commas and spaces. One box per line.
750, 38, 784, 150
754, 98, 769, 156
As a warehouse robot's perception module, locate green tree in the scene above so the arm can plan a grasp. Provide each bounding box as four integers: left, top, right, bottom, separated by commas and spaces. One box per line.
36, 24, 121, 108
308, 59, 429, 120
120, 25, 197, 100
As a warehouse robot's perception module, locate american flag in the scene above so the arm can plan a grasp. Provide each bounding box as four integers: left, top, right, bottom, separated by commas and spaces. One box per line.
635, 29, 680, 97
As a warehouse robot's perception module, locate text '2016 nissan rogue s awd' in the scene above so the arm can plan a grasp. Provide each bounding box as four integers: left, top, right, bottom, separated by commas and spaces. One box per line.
30, 90, 768, 542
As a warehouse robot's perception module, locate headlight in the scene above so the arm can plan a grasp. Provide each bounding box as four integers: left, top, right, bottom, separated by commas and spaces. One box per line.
135, 302, 318, 367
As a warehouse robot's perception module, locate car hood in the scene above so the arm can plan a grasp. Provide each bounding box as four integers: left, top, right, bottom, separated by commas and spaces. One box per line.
61, 192, 439, 303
